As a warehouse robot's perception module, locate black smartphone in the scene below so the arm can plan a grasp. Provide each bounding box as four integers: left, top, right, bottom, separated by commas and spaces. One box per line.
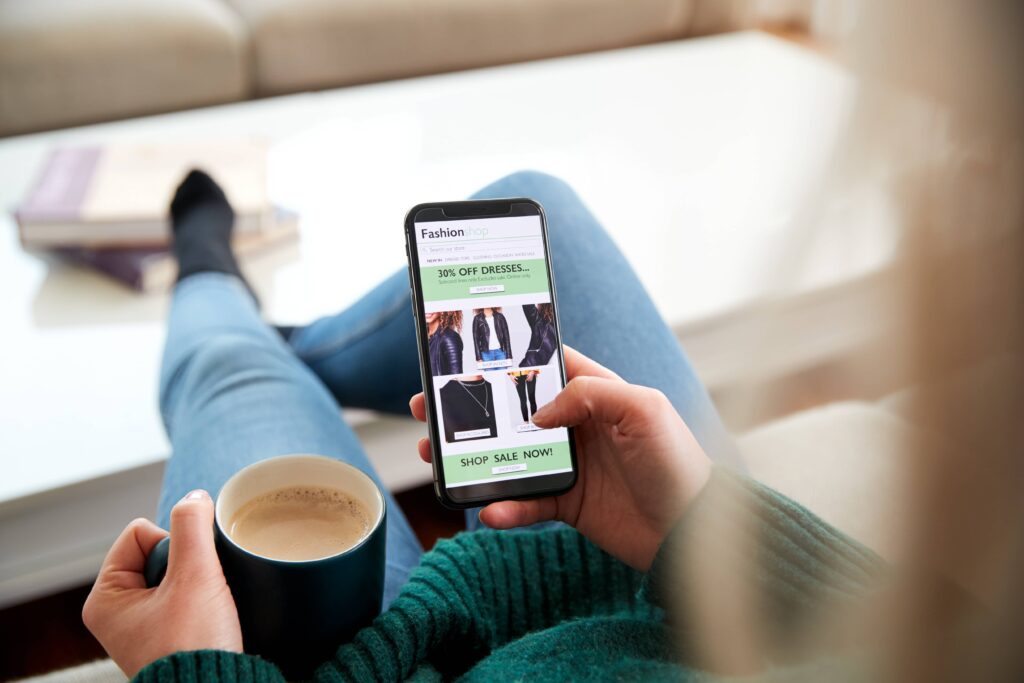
404, 198, 578, 509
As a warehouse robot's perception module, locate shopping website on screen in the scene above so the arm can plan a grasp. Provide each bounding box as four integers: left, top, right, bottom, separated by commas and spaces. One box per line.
414, 214, 572, 488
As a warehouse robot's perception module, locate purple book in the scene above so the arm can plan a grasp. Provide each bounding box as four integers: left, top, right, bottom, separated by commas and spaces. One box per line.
54, 245, 174, 292
55, 208, 299, 292
14, 141, 272, 247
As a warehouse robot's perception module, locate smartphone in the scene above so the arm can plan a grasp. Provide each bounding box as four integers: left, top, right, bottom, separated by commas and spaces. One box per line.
404, 198, 578, 508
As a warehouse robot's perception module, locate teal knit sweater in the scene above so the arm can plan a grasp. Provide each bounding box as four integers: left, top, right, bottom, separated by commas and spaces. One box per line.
133, 470, 885, 682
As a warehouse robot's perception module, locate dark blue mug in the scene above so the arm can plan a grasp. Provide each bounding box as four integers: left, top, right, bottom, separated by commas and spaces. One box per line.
145, 454, 387, 679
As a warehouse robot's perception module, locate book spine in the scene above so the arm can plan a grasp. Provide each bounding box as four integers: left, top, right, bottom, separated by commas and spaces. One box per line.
56, 248, 147, 291
16, 147, 102, 222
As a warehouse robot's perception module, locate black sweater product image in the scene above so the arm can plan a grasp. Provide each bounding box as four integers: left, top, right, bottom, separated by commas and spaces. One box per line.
439, 378, 498, 443
472, 312, 512, 361
520, 304, 557, 367
428, 327, 463, 376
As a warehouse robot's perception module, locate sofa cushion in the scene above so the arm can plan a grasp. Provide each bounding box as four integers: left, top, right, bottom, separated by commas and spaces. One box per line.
0, 0, 250, 137
225, 0, 696, 96
738, 401, 919, 560
14, 658, 124, 683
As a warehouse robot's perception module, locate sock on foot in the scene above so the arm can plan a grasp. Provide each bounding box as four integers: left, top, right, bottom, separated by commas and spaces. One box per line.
170, 169, 257, 303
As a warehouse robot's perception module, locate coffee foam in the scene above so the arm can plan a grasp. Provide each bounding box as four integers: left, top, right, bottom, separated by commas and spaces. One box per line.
254, 486, 369, 514
228, 485, 371, 561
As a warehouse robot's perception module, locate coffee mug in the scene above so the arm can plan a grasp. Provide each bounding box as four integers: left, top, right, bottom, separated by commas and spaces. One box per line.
144, 454, 387, 679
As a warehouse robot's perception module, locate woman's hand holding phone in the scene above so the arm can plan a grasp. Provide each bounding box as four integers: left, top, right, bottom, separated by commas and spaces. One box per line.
409, 346, 712, 571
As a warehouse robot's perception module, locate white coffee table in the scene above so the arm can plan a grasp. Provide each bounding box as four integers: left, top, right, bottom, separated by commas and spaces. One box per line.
0, 31, 903, 606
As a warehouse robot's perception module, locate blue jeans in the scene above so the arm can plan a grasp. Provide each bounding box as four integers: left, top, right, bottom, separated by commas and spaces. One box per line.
479, 348, 508, 369
158, 171, 740, 609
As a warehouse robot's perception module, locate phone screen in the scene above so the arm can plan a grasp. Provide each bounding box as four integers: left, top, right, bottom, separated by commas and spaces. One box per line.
407, 201, 575, 505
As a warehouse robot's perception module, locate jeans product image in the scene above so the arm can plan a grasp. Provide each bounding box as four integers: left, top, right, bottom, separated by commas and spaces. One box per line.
513, 374, 538, 422
480, 348, 509, 370
158, 171, 742, 610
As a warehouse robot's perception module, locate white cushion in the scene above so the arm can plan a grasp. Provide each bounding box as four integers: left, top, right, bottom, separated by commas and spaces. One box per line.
738, 401, 918, 560
13, 659, 124, 683
0, 0, 250, 136
224, 0, 697, 95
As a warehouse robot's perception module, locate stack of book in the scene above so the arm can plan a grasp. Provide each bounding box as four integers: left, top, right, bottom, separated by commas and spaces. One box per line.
13, 140, 298, 292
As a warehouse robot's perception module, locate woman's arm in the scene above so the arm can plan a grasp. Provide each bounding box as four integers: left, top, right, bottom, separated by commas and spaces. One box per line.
313, 529, 645, 681
497, 314, 512, 357
534, 322, 558, 365
132, 528, 644, 683
644, 468, 886, 632
442, 331, 463, 374
472, 316, 484, 361
521, 303, 538, 328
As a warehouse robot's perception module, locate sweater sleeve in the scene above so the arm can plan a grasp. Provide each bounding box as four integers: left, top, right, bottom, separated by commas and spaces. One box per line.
313, 528, 649, 682
133, 650, 284, 683
643, 468, 887, 658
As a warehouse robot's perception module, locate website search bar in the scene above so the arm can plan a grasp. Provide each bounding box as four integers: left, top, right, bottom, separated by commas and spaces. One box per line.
420, 237, 544, 265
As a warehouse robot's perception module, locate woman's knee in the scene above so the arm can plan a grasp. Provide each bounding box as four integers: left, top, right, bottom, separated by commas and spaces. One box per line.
472, 170, 600, 245
160, 334, 294, 416
473, 170, 577, 207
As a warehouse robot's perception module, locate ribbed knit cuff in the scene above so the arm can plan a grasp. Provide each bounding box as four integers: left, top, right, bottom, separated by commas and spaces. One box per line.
133, 650, 283, 683
642, 467, 886, 618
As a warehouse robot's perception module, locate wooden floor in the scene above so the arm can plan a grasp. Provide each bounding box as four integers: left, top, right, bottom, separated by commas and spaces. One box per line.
0, 485, 465, 681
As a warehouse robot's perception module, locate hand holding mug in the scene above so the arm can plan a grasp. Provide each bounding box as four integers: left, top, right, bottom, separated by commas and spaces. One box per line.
86, 456, 386, 680
411, 346, 712, 571
83, 491, 242, 678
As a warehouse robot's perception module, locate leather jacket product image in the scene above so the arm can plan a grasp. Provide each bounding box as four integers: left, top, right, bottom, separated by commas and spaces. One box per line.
428, 327, 464, 376
472, 312, 512, 361
520, 304, 557, 367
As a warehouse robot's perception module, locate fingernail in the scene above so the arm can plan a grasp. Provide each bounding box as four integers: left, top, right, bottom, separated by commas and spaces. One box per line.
182, 489, 208, 502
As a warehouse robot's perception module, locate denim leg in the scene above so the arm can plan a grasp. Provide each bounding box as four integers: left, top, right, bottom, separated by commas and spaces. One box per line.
157, 273, 422, 608
514, 379, 530, 422
285, 269, 422, 415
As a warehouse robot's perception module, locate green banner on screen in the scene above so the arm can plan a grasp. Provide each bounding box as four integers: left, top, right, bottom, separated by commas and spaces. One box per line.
421, 259, 549, 302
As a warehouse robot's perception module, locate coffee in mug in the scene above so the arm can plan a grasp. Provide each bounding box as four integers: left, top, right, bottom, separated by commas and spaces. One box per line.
227, 485, 371, 561
144, 455, 387, 679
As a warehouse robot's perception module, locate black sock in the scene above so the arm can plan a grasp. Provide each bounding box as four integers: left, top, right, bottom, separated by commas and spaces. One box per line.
170, 169, 256, 303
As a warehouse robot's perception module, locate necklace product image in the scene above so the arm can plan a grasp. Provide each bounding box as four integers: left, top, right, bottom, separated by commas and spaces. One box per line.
439, 379, 498, 443
457, 379, 490, 417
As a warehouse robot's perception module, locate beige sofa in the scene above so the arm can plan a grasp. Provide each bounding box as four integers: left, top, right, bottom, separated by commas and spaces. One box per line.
0, 0, 753, 138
